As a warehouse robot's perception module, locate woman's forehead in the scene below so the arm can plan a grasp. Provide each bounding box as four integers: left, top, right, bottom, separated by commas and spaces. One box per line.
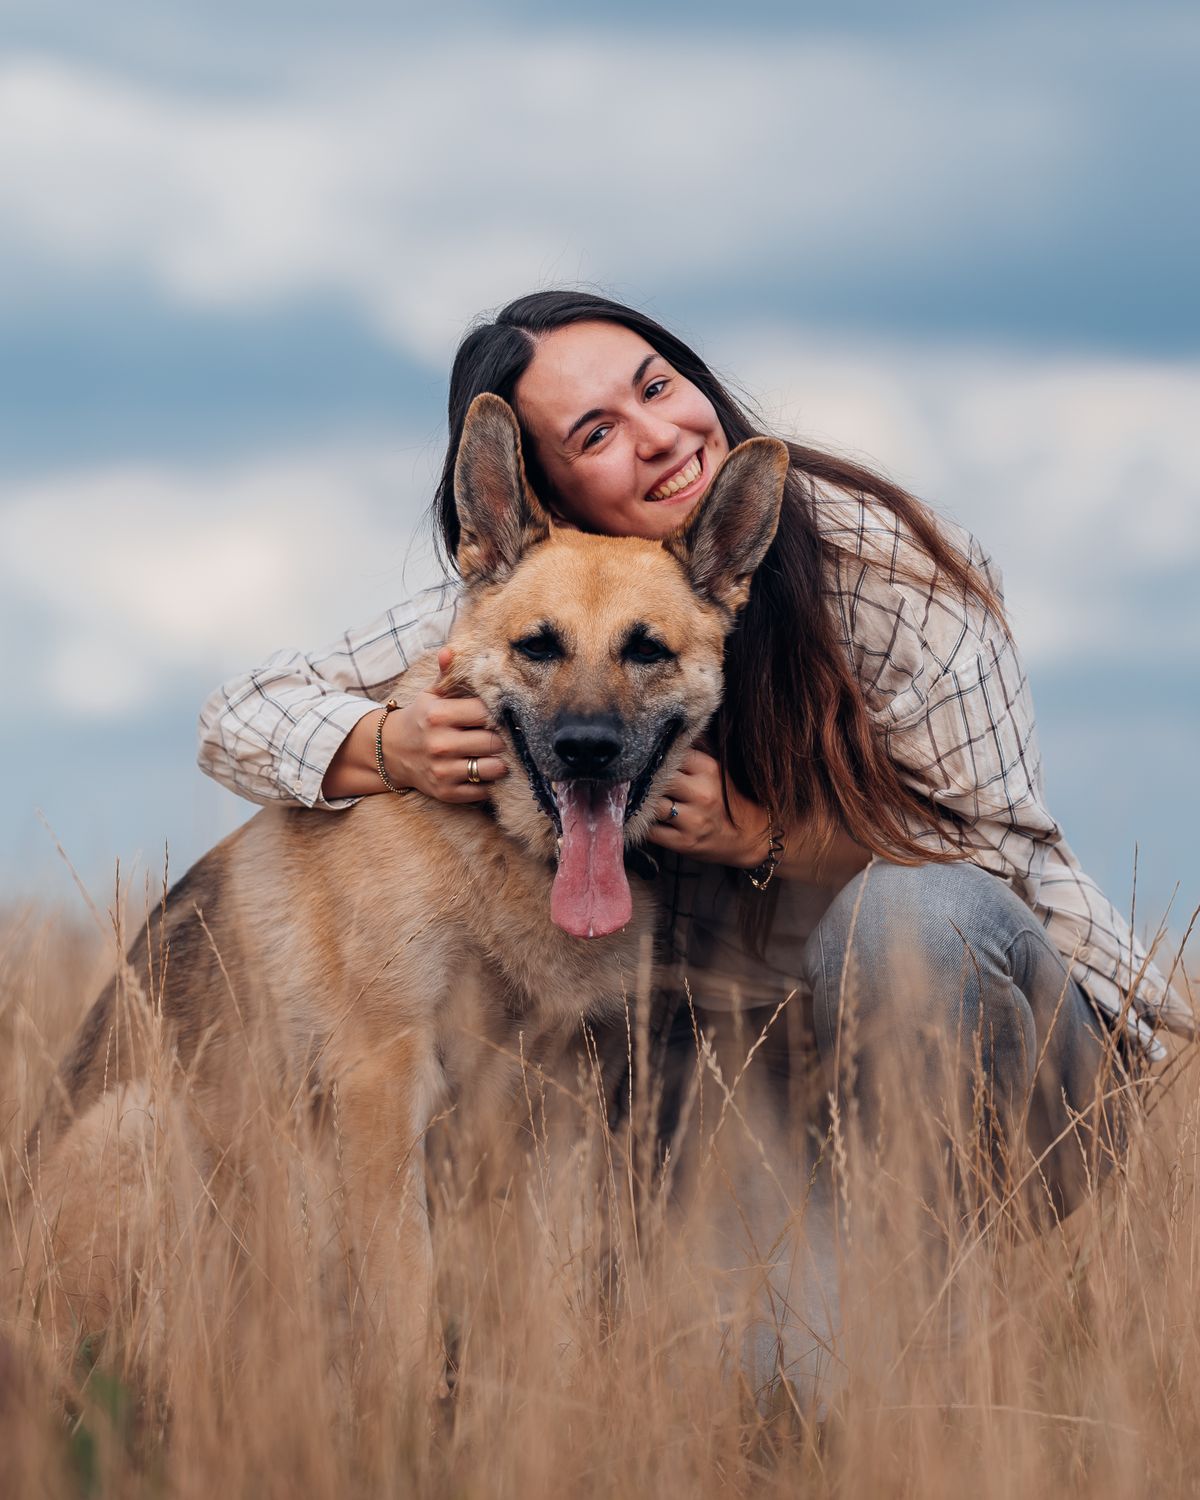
516, 322, 658, 438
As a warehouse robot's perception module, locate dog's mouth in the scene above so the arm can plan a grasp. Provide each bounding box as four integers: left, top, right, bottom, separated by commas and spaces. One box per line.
502, 711, 684, 940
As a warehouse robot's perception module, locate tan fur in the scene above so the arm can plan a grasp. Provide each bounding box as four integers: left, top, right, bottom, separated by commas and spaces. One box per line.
26, 396, 788, 1378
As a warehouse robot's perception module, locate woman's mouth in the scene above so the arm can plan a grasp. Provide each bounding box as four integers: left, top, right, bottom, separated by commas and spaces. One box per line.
646, 449, 704, 503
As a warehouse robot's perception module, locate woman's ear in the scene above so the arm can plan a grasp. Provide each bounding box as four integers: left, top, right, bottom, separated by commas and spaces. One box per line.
454, 394, 552, 584
663, 438, 789, 614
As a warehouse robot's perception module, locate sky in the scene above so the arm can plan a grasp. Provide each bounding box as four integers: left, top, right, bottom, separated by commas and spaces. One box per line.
1, 1, 1197, 954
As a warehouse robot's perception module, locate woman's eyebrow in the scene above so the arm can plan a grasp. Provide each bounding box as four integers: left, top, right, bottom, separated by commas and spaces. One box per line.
561, 354, 658, 445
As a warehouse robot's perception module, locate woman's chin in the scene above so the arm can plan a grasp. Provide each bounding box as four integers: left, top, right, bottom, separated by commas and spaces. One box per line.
640, 487, 708, 535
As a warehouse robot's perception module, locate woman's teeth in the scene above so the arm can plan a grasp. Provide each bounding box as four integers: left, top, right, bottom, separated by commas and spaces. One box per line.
648, 452, 701, 501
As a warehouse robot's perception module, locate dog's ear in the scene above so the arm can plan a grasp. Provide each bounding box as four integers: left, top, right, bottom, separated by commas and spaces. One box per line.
455, 394, 552, 585
663, 438, 789, 614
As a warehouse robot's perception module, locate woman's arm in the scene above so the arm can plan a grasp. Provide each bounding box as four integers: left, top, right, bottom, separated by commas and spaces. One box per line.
197, 581, 502, 808
779, 825, 873, 888
822, 506, 1189, 1049
321, 646, 507, 802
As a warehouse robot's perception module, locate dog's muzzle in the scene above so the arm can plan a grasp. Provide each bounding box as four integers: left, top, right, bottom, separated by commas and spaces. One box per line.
501, 710, 684, 939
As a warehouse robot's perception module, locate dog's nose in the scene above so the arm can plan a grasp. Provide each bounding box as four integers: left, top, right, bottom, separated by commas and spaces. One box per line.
553, 717, 623, 776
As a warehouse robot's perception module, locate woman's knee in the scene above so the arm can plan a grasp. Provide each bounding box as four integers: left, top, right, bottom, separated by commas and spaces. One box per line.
806, 859, 1027, 991
802, 859, 1115, 1224
804, 860, 1038, 1073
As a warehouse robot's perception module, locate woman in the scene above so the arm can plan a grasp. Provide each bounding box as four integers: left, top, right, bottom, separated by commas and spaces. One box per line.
198, 290, 1187, 1397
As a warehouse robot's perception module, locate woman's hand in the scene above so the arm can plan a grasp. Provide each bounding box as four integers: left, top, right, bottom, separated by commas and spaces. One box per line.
646, 748, 771, 868
321, 647, 508, 803
384, 647, 508, 802
647, 748, 874, 887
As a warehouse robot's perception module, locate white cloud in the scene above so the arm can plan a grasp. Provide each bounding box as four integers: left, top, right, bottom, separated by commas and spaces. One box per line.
725, 330, 1200, 663
0, 442, 446, 717
0, 38, 1081, 362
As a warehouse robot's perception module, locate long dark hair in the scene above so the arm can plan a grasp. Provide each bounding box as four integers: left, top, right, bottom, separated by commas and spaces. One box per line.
432, 290, 1000, 864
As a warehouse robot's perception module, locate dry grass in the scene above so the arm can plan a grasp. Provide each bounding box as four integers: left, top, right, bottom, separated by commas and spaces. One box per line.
2, 889, 1198, 1500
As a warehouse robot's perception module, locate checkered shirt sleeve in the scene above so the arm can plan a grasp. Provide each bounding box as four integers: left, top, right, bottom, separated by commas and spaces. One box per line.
818, 488, 1192, 1054
197, 580, 462, 810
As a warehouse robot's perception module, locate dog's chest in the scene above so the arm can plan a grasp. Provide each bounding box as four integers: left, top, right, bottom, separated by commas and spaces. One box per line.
429, 922, 643, 1136
442, 821, 653, 1025
479, 894, 650, 1030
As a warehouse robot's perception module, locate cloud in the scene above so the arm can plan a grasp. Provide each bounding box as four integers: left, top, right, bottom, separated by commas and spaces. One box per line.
0, 35, 1086, 363
0, 442, 445, 717
726, 329, 1200, 663
2, 3, 1194, 920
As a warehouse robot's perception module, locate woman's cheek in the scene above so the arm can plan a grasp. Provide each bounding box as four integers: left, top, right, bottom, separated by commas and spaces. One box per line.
673, 384, 719, 433
577, 465, 626, 531
598, 452, 636, 520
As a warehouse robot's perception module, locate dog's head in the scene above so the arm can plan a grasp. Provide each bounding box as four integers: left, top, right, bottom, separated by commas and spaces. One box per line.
445, 393, 788, 939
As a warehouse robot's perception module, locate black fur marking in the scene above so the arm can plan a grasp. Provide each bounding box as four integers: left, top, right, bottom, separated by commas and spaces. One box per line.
625, 717, 684, 823
502, 709, 562, 834
502, 707, 684, 835
625, 847, 660, 881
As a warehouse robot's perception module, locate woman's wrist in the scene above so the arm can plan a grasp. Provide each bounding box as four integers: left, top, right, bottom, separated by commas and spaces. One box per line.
374, 701, 415, 796
732, 808, 776, 870
322, 708, 408, 800
743, 820, 786, 889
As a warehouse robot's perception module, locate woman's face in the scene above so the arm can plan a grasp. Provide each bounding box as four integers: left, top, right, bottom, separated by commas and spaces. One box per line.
513, 320, 729, 539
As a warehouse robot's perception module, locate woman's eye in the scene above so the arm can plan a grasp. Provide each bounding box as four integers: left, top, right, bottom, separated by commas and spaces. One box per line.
583, 425, 610, 450
644, 378, 668, 400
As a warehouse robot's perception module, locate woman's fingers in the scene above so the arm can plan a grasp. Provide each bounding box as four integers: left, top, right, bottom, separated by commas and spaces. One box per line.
645, 754, 730, 853
652, 794, 682, 825
382, 687, 512, 804
463, 755, 508, 784
430, 753, 508, 794
443, 757, 509, 802
425, 694, 493, 730
430, 727, 508, 759
674, 746, 719, 780
646, 817, 685, 848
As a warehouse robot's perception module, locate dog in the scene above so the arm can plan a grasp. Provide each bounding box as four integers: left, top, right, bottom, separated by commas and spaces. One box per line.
22, 394, 788, 1377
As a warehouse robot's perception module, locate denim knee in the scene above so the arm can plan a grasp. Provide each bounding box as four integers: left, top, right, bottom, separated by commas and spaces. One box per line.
803, 859, 1116, 1222
803, 860, 1041, 1084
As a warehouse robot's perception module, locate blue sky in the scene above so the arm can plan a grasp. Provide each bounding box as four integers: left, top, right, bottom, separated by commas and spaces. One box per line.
1, 2, 1196, 950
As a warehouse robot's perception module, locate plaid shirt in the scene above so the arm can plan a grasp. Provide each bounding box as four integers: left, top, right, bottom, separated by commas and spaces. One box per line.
197, 491, 1192, 1057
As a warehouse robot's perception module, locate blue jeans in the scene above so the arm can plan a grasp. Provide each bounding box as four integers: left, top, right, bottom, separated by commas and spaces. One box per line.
634, 858, 1127, 1404
804, 859, 1122, 1220
646, 858, 1121, 1203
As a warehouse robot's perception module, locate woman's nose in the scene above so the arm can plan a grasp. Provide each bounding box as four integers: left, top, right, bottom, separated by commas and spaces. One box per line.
632, 410, 678, 459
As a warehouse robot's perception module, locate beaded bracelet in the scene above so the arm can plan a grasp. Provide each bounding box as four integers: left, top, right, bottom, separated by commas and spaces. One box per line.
745, 822, 786, 891
374, 699, 413, 796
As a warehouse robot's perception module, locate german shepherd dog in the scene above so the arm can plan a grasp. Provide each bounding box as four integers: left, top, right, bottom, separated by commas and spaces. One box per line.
23, 395, 788, 1377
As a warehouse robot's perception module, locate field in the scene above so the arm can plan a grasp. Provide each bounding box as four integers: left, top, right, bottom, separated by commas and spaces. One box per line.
2, 889, 1197, 1500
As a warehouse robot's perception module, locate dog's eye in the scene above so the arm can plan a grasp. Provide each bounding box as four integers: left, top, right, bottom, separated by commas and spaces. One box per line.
513, 632, 564, 663
622, 633, 674, 665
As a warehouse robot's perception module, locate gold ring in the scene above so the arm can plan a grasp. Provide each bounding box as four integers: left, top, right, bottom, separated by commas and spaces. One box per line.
466, 757, 481, 785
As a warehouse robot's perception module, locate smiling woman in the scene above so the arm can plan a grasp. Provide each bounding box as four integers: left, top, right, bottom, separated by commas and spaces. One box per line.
512, 320, 730, 538
196, 288, 1191, 1409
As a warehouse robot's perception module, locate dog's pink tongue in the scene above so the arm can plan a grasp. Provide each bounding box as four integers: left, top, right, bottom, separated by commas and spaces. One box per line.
550, 780, 631, 938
